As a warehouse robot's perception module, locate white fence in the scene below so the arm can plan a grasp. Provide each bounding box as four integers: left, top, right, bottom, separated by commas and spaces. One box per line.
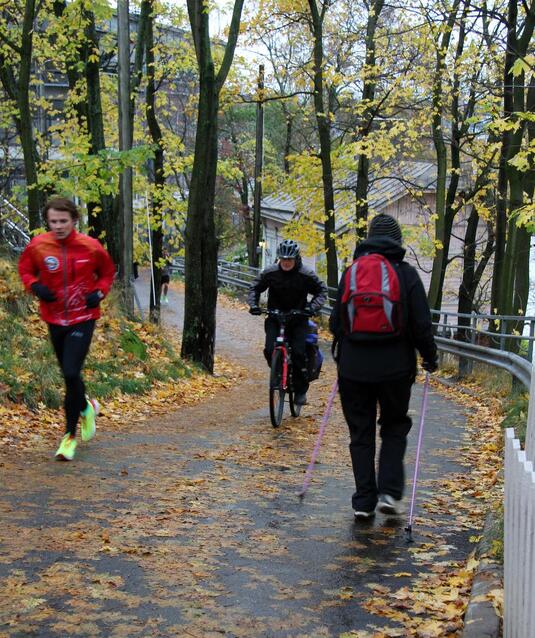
504, 428, 535, 638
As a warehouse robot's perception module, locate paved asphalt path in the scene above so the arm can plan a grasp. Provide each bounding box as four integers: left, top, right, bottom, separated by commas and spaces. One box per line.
0, 276, 482, 637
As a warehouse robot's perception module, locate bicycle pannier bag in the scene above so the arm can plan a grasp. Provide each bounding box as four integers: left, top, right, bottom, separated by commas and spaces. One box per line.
306, 320, 323, 381
341, 253, 403, 340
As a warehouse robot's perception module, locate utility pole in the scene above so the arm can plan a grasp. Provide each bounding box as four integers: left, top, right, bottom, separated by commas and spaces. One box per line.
252, 64, 264, 268
118, 0, 134, 314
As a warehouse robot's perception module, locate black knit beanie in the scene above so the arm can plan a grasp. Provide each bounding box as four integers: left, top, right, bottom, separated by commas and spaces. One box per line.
368, 214, 402, 244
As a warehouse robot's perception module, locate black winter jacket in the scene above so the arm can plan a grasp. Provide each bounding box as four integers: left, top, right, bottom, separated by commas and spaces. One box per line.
329, 237, 437, 382
247, 259, 328, 315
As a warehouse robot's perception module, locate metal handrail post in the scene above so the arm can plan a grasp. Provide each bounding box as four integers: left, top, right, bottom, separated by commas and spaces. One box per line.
500, 318, 506, 351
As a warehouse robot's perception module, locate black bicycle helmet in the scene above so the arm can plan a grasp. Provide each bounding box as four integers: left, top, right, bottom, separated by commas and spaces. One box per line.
277, 239, 300, 259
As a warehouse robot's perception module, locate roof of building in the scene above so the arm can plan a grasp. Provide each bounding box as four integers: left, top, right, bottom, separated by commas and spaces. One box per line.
261, 161, 439, 226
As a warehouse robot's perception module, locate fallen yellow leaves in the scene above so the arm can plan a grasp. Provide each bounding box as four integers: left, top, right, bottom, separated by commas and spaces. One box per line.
0, 329, 244, 455
472, 587, 503, 616
355, 374, 504, 637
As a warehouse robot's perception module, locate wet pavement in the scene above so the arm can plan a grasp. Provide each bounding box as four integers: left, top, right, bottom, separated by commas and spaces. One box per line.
0, 277, 484, 637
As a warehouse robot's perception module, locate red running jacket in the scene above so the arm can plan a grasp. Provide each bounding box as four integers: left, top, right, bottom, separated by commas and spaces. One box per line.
18, 230, 115, 326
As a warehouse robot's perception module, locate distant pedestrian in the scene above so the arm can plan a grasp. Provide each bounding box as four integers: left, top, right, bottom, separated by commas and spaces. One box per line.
329, 214, 437, 520
18, 197, 115, 461
160, 254, 171, 305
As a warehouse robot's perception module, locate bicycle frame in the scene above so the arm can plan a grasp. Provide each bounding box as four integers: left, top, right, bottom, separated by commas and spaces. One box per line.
274, 325, 291, 390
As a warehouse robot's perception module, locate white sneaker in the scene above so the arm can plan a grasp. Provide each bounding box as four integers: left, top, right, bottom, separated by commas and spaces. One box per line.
377, 494, 403, 516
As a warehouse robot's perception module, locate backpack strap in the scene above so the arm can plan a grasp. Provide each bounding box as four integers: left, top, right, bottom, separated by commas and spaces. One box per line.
347, 261, 358, 329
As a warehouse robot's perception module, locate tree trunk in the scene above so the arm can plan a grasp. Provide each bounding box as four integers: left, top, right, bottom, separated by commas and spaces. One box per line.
308, 0, 338, 290
0, 0, 44, 230
492, 0, 517, 314
457, 208, 494, 376
227, 117, 253, 264
493, 0, 535, 318
427, 0, 461, 311
182, 76, 220, 369
84, 9, 119, 263
145, 1, 165, 323
355, 0, 384, 240
283, 109, 293, 174
182, 0, 244, 371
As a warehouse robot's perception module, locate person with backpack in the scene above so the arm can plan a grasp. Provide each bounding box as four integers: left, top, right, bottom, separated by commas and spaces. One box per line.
18, 197, 115, 461
248, 239, 328, 406
329, 214, 437, 520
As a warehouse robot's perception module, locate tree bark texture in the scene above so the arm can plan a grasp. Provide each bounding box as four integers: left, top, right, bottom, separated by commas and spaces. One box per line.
83, 9, 119, 264
495, 0, 535, 320
308, 0, 338, 290
145, 1, 165, 323
182, 0, 244, 371
427, 0, 461, 311
0, 0, 44, 230
355, 0, 384, 239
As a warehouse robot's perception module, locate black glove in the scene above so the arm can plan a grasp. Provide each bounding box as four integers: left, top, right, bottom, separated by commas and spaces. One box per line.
422, 359, 438, 373
303, 305, 314, 317
249, 306, 262, 316
86, 290, 104, 308
31, 282, 56, 302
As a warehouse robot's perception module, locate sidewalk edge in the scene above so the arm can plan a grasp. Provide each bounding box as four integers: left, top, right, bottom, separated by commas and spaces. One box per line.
462, 511, 503, 638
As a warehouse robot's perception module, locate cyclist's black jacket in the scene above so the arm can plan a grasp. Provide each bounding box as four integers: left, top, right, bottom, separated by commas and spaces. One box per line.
247, 259, 328, 314
329, 237, 437, 382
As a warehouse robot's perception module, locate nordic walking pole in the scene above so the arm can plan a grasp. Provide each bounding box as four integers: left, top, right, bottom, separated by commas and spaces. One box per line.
405, 372, 430, 543
298, 379, 338, 498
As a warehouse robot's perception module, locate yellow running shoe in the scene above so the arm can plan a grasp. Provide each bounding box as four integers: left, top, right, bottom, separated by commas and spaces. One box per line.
55, 434, 77, 461
81, 398, 99, 442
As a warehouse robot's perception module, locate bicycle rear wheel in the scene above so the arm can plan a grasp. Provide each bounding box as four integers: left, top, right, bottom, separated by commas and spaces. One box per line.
269, 350, 285, 427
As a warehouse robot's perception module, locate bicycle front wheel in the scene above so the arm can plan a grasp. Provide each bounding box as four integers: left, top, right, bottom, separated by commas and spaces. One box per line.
269, 349, 286, 428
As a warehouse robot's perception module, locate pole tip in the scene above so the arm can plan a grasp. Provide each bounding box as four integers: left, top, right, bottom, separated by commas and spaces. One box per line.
404, 525, 413, 543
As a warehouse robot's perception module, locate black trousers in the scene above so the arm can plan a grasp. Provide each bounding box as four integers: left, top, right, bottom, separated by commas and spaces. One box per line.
48, 320, 95, 436
338, 375, 413, 511
264, 316, 309, 395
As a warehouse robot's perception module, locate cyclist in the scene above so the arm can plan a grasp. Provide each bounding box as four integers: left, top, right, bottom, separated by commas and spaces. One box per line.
18, 197, 115, 461
248, 239, 328, 405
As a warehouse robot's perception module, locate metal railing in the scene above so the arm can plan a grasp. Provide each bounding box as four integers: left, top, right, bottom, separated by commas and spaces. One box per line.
432, 309, 535, 389
171, 256, 535, 388
0, 197, 30, 253
170, 257, 338, 316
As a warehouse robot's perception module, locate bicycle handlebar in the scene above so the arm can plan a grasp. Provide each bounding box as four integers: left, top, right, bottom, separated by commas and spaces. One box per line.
260, 308, 310, 318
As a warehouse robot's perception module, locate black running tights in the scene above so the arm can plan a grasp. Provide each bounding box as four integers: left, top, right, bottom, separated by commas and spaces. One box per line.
48, 320, 95, 436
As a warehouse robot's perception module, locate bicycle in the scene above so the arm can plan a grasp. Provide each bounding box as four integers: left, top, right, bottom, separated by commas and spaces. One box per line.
260, 308, 309, 428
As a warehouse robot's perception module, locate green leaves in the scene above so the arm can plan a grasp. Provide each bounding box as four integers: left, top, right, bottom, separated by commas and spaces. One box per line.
38, 145, 155, 204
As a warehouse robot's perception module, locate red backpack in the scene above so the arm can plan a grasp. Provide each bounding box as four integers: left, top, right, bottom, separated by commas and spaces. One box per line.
341, 253, 403, 340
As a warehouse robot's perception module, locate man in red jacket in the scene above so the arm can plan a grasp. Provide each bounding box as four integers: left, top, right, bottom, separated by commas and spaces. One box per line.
18, 197, 115, 461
